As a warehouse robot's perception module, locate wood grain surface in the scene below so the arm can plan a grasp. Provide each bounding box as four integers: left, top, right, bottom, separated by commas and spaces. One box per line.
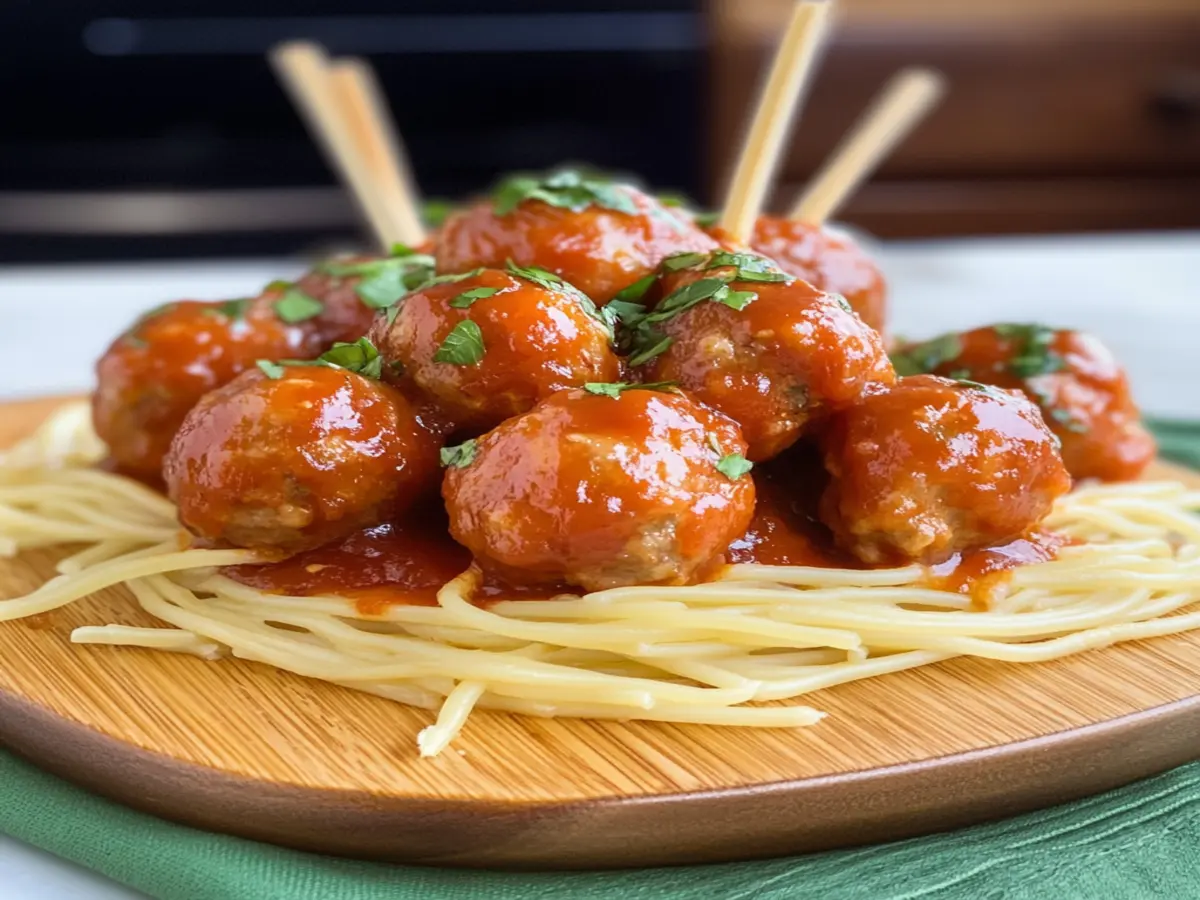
2, 396, 1200, 869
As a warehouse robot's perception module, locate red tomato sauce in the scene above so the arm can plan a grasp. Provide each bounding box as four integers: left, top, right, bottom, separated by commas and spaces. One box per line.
925, 531, 1070, 604
222, 465, 1067, 611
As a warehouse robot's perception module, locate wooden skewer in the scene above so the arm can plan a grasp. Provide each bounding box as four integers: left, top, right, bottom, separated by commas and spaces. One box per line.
268, 41, 400, 251
328, 58, 428, 248
717, 0, 833, 245
790, 67, 945, 225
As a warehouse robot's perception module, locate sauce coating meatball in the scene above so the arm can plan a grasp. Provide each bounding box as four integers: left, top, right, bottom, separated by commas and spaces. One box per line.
435, 176, 717, 304
744, 216, 888, 335
819, 375, 1072, 566
443, 387, 756, 591
892, 324, 1155, 482
93, 293, 322, 479
369, 266, 620, 431
637, 251, 895, 461
291, 249, 436, 346
165, 365, 441, 554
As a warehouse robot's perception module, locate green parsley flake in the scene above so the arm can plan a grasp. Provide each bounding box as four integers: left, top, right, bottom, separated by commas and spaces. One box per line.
273, 289, 324, 324
318, 337, 384, 379
492, 168, 638, 217
995, 323, 1066, 379
693, 210, 719, 228
716, 453, 753, 481
582, 381, 678, 398
420, 199, 456, 229
434, 320, 485, 366
204, 297, 253, 322
440, 440, 479, 469
504, 259, 566, 291
715, 288, 757, 311
256, 360, 285, 380
662, 252, 709, 272
449, 286, 500, 309
890, 333, 964, 377
627, 333, 674, 367
316, 252, 436, 312
612, 274, 656, 304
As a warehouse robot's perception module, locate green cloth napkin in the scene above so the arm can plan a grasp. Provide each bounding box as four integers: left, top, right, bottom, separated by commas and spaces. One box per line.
3, 419, 1200, 900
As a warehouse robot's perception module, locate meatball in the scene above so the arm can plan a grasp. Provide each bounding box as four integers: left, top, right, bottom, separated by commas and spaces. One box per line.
292, 248, 436, 345
819, 375, 1072, 566
369, 266, 621, 431
892, 324, 1156, 482
443, 387, 756, 591
636, 250, 895, 461
93, 294, 323, 479
743, 215, 888, 335
435, 173, 717, 304
165, 364, 441, 554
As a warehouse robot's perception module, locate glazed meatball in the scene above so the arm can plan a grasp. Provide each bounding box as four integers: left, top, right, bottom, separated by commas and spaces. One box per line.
165, 364, 441, 554
892, 324, 1156, 482
291, 248, 436, 345
93, 294, 323, 479
369, 265, 620, 431
435, 172, 717, 304
743, 216, 888, 335
443, 387, 756, 591
819, 375, 1072, 566
636, 250, 895, 461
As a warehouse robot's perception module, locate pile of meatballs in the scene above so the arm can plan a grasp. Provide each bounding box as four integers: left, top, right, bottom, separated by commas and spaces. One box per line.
93, 171, 1156, 594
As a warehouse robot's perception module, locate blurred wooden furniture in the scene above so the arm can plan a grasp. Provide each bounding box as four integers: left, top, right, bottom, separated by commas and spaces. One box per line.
709, 0, 1200, 236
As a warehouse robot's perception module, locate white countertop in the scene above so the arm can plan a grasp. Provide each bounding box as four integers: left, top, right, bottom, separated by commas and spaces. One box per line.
0, 230, 1198, 898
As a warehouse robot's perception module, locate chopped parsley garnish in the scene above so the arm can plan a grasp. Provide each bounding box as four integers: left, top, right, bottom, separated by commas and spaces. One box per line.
434, 320, 486, 366
256, 360, 285, 379
421, 199, 456, 228
693, 210, 719, 228
582, 381, 678, 398
605, 299, 650, 328
505, 259, 568, 292
715, 452, 753, 481
273, 289, 324, 324
890, 333, 964, 377
662, 251, 709, 272
619, 272, 758, 366
705, 251, 789, 283
994, 323, 1066, 378
449, 286, 500, 309
417, 267, 486, 289
204, 297, 253, 322
317, 250, 437, 313
716, 289, 757, 311
492, 168, 638, 217
440, 440, 479, 469
627, 334, 674, 367
255, 337, 385, 381
611, 275, 656, 304
319, 337, 384, 378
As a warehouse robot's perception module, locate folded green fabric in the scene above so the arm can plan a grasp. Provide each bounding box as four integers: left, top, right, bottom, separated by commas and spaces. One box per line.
1, 421, 1198, 900
3, 749, 1200, 900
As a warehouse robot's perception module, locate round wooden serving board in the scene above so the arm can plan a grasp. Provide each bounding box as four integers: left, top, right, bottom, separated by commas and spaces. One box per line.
2, 396, 1200, 869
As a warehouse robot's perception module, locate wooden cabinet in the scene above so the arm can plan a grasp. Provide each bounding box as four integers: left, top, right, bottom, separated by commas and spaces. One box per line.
709, 0, 1200, 236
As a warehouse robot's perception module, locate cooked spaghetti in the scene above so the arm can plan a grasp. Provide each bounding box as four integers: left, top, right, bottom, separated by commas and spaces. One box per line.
3, 402, 1198, 757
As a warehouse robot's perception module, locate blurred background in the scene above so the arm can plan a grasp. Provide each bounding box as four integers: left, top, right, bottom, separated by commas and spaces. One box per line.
2, 0, 1198, 264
